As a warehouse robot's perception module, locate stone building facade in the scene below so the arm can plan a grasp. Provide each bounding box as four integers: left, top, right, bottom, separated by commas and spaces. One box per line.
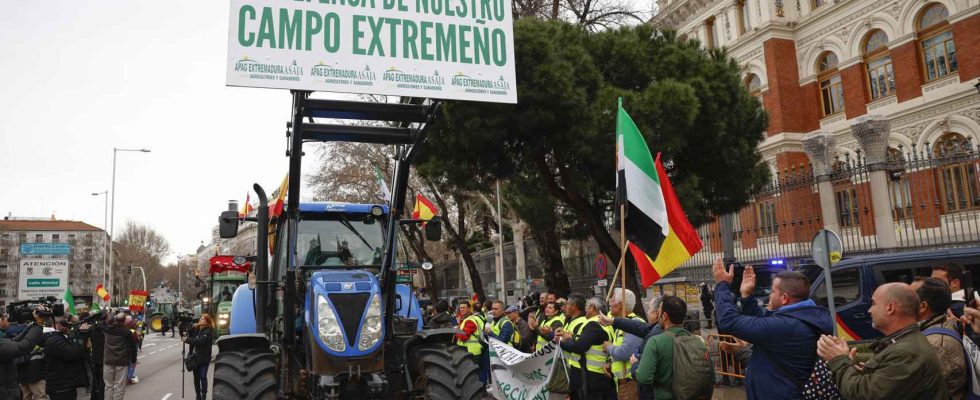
653, 0, 980, 268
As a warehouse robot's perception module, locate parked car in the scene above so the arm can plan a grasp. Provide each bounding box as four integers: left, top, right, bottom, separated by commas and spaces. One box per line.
806, 247, 980, 340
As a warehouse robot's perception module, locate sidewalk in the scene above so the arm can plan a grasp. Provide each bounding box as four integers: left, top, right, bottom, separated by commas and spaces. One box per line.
714, 386, 747, 400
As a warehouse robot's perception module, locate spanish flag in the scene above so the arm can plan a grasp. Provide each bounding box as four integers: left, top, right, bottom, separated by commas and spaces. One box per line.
270, 174, 289, 219
239, 192, 254, 218
96, 283, 110, 302
616, 101, 703, 288
412, 193, 437, 222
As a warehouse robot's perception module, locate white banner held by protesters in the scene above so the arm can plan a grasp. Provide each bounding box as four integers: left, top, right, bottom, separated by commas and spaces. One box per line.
488, 338, 563, 400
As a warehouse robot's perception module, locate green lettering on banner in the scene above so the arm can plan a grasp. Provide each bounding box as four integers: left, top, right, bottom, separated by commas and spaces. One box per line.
480, 0, 492, 21
416, 0, 430, 15
387, 18, 402, 58
493, 0, 505, 21
435, 23, 457, 62
455, 0, 467, 18
419, 21, 434, 61
397, 0, 409, 12
238, 5, 256, 46
324, 12, 341, 52
279, 9, 303, 49
258, 7, 276, 48
402, 19, 418, 59
458, 24, 472, 64
383, 0, 396, 10
368, 16, 386, 56
492, 28, 506, 66
26, 279, 60, 288
473, 26, 489, 65
305, 11, 322, 51
352, 14, 367, 55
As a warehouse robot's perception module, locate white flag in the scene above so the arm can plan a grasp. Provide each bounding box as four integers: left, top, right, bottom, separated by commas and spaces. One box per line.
488, 338, 566, 400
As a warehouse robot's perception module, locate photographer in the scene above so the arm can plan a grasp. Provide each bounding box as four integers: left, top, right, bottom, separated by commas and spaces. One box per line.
44, 315, 89, 400
184, 314, 215, 400
0, 311, 45, 399
80, 312, 107, 400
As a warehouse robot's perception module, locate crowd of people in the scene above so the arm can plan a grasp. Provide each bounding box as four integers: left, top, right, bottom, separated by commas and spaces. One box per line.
425, 257, 980, 400
0, 307, 217, 400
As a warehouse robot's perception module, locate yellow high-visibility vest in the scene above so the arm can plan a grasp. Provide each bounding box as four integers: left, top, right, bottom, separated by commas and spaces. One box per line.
456, 314, 485, 356
609, 312, 644, 381
492, 317, 518, 347
564, 316, 588, 370
536, 314, 566, 348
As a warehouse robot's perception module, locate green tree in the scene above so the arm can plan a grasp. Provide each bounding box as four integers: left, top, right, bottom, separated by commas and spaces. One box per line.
419, 20, 769, 298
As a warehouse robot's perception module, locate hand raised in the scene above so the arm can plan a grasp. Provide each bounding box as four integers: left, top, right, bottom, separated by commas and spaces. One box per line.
713, 257, 734, 284
740, 266, 756, 298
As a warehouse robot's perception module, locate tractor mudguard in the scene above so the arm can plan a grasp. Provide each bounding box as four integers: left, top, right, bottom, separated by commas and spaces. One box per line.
229, 283, 256, 335
216, 333, 271, 353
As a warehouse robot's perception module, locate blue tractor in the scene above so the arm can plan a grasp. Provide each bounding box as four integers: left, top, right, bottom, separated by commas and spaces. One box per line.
210, 95, 484, 399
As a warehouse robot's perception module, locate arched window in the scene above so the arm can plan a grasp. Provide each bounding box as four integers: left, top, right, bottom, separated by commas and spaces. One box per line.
933, 133, 980, 212
745, 74, 762, 97
863, 30, 895, 100
918, 4, 957, 81
817, 52, 845, 116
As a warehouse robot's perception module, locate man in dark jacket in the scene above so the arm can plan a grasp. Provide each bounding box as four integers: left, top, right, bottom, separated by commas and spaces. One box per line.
817, 282, 945, 400
426, 300, 455, 329
84, 312, 107, 400
557, 294, 615, 400
104, 312, 138, 400
713, 257, 834, 400
0, 313, 45, 399
45, 317, 89, 400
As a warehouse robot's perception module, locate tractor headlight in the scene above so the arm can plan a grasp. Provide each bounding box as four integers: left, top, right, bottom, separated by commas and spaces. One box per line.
358, 294, 382, 351
218, 313, 230, 326
317, 295, 346, 352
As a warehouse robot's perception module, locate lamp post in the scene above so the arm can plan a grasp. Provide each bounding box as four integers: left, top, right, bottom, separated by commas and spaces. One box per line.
92, 190, 108, 284
108, 147, 151, 304
131, 266, 147, 292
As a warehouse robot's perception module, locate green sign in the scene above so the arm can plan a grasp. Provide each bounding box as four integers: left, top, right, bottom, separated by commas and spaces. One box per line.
226, 0, 517, 103
26, 278, 60, 287
396, 275, 413, 283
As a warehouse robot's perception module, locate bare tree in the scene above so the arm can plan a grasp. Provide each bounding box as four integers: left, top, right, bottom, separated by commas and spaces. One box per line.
113, 221, 170, 296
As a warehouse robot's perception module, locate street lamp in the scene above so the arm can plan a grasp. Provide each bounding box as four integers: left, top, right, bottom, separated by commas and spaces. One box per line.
108, 147, 151, 305
92, 191, 108, 285
129, 266, 147, 292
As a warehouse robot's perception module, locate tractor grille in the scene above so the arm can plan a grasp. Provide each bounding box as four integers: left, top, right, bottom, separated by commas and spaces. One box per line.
328, 293, 371, 347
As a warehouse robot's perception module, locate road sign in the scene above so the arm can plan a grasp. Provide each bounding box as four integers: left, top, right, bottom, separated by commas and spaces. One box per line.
18, 259, 69, 299
226, 0, 517, 103
595, 254, 608, 279
812, 229, 843, 336
19, 243, 70, 255
597, 279, 608, 287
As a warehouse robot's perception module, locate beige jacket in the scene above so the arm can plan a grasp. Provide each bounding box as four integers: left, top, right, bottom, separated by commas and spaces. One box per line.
921, 314, 967, 400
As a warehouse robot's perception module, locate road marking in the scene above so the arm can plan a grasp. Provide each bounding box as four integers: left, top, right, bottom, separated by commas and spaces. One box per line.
145, 343, 157, 347
162, 393, 172, 400
138, 355, 146, 359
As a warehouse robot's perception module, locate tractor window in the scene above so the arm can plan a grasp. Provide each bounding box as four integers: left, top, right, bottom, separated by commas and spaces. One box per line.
813, 267, 861, 308
296, 215, 384, 267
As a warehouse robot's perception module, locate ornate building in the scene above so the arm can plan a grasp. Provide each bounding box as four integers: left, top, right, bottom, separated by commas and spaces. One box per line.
653, 0, 980, 268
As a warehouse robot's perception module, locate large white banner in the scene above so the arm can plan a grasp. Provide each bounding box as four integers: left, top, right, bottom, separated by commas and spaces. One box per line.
488, 338, 565, 400
18, 259, 69, 300
226, 0, 517, 103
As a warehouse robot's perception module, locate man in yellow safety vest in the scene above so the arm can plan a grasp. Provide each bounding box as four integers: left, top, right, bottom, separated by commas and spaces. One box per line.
484, 300, 515, 346
556, 294, 615, 400
601, 288, 644, 400
454, 301, 488, 384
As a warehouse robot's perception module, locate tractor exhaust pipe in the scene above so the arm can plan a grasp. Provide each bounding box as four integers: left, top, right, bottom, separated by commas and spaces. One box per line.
253, 184, 269, 334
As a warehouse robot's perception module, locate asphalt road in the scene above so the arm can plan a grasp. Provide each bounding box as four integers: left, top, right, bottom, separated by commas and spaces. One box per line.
77, 333, 212, 400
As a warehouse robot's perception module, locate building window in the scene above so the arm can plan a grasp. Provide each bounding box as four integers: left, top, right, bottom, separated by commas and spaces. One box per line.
835, 187, 861, 227
863, 30, 896, 100
934, 133, 980, 212
85, 264, 92, 276
817, 52, 845, 116
918, 4, 957, 81
18, 233, 26, 244
755, 200, 778, 237
745, 74, 762, 99
34, 234, 43, 242
812, 0, 826, 9
0, 265, 6, 278
52, 234, 60, 243
84, 248, 94, 260
736, 0, 751, 34
705, 17, 717, 48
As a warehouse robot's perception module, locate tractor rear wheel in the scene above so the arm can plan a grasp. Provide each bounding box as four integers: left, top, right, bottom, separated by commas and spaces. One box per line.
148, 314, 165, 332
412, 342, 485, 400
213, 346, 277, 400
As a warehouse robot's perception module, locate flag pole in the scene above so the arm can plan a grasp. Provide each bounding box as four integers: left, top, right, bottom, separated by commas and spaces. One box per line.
620, 204, 627, 318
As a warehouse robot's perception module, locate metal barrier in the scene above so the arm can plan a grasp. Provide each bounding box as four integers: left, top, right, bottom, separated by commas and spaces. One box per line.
706, 334, 746, 379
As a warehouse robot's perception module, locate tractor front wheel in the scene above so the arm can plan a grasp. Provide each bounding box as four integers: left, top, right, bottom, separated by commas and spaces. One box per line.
411, 341, 485, 399
212, 346, 277, 400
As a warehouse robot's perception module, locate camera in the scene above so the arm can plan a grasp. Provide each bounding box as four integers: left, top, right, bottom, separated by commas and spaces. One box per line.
175, 310, 196, 332
5, 296, 66, 324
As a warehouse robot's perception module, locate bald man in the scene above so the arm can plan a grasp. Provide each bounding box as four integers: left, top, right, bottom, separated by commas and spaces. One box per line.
817, 283, 945, 400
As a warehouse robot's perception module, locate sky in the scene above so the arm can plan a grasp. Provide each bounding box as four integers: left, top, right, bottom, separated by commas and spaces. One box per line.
0, 2, 336, 263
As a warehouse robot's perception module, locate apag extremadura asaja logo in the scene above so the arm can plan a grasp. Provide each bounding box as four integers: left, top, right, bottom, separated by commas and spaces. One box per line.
451, 73, 511, 96
382, 68, 445, 91
311, 62, 376, 87
235, 56, 304, 81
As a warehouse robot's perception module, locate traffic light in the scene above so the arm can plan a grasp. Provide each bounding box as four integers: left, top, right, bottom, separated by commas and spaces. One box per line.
127, 266, 132, 274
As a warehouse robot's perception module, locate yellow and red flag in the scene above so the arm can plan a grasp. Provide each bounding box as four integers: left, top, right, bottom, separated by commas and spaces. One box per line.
616, 102, 703, 288
270, 174, 289, 219
96, 283, 110, 302
239, 192, 254, 218
412, 193, 438, 222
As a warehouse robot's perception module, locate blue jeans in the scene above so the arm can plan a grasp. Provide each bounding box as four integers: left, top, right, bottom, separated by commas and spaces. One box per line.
479, 351, 490, 384
127, 363, 136, 380
193, 362, 210, 397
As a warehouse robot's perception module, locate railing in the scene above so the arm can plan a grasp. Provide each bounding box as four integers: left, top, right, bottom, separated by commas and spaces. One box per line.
707, 334, 746, 379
